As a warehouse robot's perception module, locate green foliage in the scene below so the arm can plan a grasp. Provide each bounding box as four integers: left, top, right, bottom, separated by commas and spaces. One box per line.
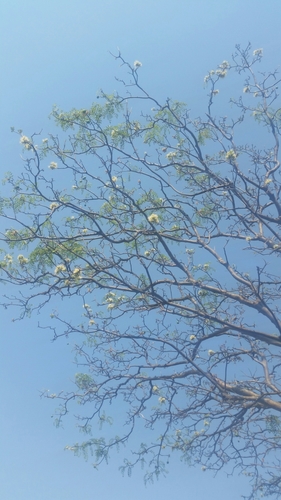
75, 373, 95, 390
197, 128, 212, 145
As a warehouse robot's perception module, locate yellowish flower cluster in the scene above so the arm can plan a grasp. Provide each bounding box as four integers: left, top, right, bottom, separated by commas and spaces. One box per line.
166, 151, 177, 161
17, 254, 29, 265
225, 149, 237, 161
105, 291, 116, 309
1, 254, 13, 267
20, 135, 32, 150
54, 264, 67, 274
49, 203, 59, 211
253, 48, 263, 57
216, 69, 227, 78
72, 267, 81, 276
48, 162, 58, 169
148, 213, 159, 224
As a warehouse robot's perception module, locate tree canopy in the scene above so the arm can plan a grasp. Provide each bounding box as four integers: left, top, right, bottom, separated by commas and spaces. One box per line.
1, 44, 281, 499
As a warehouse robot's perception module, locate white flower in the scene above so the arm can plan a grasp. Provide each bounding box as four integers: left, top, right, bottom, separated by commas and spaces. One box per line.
112, 176, 117, 183
225, 149, 237, 161
20, 135, 29, 144
158, 397, 166, 404
208, 350, 216, 356
148, 213, 159, 224
216, 69, 227, 78
264, 178, 272, 185
72, 267, 81, 275
134, 60, 142, 68
48, 162, 58, 170
189, 335, 196, 341
221, 60, 230, 69
49, 203, 59, 211
20, 135, 32, 150
17, 254, 29, 265
166, 151, 177, 161
54, 264, 66, 274
3, 254, 13, 266
42, 138, 48, 143
253, 48, 263, 57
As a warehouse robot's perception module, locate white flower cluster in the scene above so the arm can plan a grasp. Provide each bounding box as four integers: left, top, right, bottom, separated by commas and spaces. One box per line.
17, 254, 29, 265
20, 135, 32, 150
204, 60, 229, 84
54, 264, 67, 274
48, 162, 58, 170
49, 203, 59, 211
2, 254, 13, 266
104, 291, 126, 311
225, 149, 237, 161
134, 60, 142, 68
148, 213, 159, 224
166, 151, 177, 161
253, 48, 263, 57
72, 267, 81, 278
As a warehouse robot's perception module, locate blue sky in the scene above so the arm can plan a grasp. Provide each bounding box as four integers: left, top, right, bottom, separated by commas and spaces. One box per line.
1, 1, 281, 499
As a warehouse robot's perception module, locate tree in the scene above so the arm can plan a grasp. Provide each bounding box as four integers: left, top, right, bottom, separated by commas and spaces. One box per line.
1, 43, 281, 499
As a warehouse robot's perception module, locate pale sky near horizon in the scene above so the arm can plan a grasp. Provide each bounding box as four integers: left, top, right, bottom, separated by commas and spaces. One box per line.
1, 1, 281, 499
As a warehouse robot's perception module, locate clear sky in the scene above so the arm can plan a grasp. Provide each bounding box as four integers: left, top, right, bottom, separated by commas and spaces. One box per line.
0, 1, 281, 499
